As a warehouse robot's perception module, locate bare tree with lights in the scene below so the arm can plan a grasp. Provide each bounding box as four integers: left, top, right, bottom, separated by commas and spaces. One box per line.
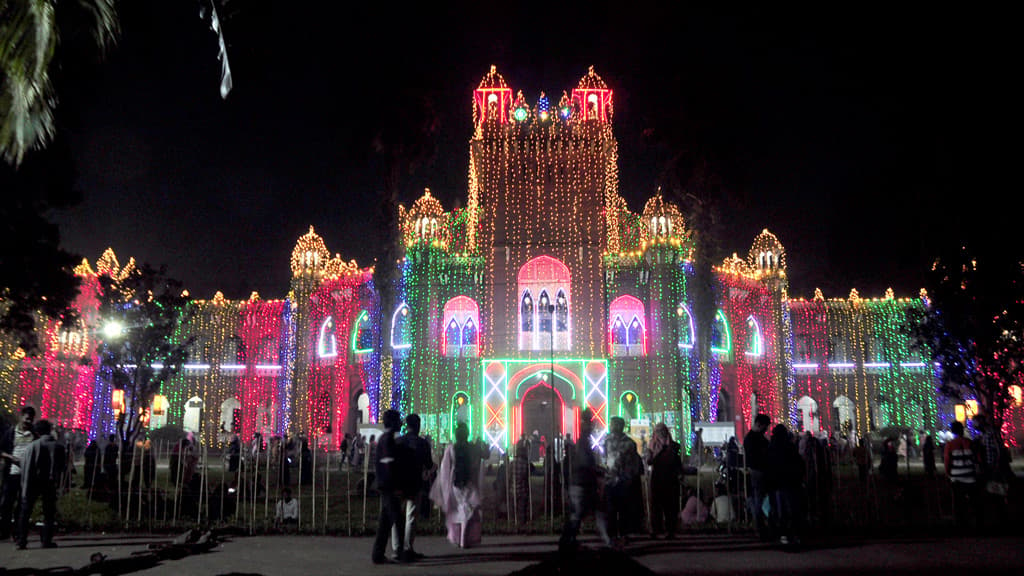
95, 263, 194, 446
906, 247, 1024, 430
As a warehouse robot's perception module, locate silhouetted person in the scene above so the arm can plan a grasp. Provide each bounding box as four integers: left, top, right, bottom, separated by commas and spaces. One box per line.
559, 410, 608, 554
372, 410, 410, 563
944, 420, 978, 529
17, 419, 66, 549
766, 424, 803, 546
393, 414, 433, 559
645, 423, 682, 538
0, 405, 36, 541
103, 434, 119, 485
83, 440, 100, 489
743, 413, 770, 539
922, 432, 936, 476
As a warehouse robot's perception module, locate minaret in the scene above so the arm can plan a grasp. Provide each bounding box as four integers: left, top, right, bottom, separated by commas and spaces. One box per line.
288, 226, 331, 435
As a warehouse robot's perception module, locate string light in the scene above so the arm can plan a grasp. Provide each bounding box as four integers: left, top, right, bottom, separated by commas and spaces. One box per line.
0, 67, 968, 452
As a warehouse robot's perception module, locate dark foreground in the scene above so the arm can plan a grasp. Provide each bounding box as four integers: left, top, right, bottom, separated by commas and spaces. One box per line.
1, 532, 1022, 576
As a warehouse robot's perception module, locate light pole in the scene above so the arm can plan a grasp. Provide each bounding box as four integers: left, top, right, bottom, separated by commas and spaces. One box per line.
547, 303, 556, 529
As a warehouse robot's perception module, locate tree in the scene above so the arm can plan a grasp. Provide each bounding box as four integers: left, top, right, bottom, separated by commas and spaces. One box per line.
0, 139, 82, 354
367, 94, 438, 412
0, 0, 119, 166
95, 263, 194, 444
906, 247, 1024, 429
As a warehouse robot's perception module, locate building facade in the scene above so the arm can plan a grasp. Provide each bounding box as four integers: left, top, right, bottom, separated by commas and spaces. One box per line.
6, 67, 1009, 450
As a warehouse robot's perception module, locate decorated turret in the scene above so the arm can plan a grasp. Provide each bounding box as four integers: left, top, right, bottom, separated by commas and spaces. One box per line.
572, 66, 613, 122
398, 188, 449, 249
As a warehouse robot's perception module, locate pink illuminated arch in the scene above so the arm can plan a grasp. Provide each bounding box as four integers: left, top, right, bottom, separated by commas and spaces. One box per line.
608, 295, 646, 356
442, 296, 480, 357
517, 256, 571, 351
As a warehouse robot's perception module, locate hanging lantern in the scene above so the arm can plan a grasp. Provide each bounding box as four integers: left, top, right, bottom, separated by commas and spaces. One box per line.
965, 399, 979, 418
111, 389, 125, 417
954, 404, 967, 423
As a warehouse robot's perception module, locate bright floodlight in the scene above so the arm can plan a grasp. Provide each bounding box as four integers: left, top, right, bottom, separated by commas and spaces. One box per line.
102, 320, 124, 340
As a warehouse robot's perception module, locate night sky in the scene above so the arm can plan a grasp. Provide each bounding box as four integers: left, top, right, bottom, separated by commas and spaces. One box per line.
39, 3, 1011, 300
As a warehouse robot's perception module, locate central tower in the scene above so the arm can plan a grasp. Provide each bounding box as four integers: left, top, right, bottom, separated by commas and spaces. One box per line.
469, 66, 620, 360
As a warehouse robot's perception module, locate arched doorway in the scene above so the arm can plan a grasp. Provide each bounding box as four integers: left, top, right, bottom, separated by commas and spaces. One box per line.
183, 396, 204, 435
220, 398, 241, 434
520, 379, 565, 461
832, 395, 855, 436
797, 395, 819, 433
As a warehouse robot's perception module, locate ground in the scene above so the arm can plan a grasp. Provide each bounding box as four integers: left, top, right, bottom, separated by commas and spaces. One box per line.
1, 533, 1022, 575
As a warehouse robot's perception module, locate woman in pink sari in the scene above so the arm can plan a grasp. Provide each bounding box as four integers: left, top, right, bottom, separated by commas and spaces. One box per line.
430, 423, 484, 548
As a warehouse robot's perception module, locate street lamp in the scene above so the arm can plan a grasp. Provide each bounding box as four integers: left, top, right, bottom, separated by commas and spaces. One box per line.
102, 320, 125, 340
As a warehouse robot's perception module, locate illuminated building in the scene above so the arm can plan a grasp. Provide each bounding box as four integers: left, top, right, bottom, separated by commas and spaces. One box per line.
5, 67, 1011, 450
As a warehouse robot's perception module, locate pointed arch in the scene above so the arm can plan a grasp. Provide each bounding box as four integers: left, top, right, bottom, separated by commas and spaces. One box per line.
676, 303, 694, 350
391, 303, 411, 350
443, 296, 480, 357
538, 290, 553, 333
745, 315, 763, 357
350, 311, 373, 354
609, 294, 646, 357
318, 317, 337, 358
711, 310, 731, 353
518, 255, 571, 351
520, 290, 534, 332
555, 289, 568, 332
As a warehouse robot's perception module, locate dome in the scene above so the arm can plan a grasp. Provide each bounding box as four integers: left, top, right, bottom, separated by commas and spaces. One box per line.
720, 253, 753, 276
477, 64, 508, 90
290, 226, 331, 276
576, 65, 609, 90
747, 228, 786, 273
641, 190, 685, 239
399, 188, 449, 246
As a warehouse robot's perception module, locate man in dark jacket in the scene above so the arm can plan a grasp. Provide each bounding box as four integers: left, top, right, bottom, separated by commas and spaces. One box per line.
743, 413, 770, 539
766, 424, 804, 546
559, 410, 608, 554
17, 419, 66, 549
372, 410, 410, 564
393, 413, 433, 559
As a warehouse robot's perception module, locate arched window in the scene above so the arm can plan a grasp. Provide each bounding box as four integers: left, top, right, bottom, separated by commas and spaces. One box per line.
351, 311, 373, 355
609, 295, 645, 357
443, 296, 480, 358
391, 303, 411, 351
444, 319, 461, 355
520, 291, 534, 332
711, 310, 731, 354
611, 316, 627, 345
538, 291, 553, 333
319, 317, 338, 358
555, 290, 568, 332
462, 318, 477, 346
517, 256, 571, 351
225, 334, 246, 364
745, 316, 763, 357
676, 304, 694, 350
619, 391, 641, 421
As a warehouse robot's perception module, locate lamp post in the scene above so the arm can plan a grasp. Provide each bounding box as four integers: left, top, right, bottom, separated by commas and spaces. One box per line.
547, 303, 556, 529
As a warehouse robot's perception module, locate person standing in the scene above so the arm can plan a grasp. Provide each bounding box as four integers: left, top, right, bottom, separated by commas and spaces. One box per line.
512, 440, 532, 528
944, 420, 978, 529
0, 406, 36, 541
431, 422, 483, 548
559, 410, 608, 554
766, 424, 804, 546
371, 410, 409, 564
16, 419, 66, 549
102, 434, 119, 486
743, 414, 770, 539
645, 423, 682, 538
393, 414, 433, 560
603, 417, 638, 548
922, 432, 936, 476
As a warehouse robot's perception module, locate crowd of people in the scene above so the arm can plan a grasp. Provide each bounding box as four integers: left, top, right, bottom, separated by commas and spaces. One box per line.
1, 401, 1018, 557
